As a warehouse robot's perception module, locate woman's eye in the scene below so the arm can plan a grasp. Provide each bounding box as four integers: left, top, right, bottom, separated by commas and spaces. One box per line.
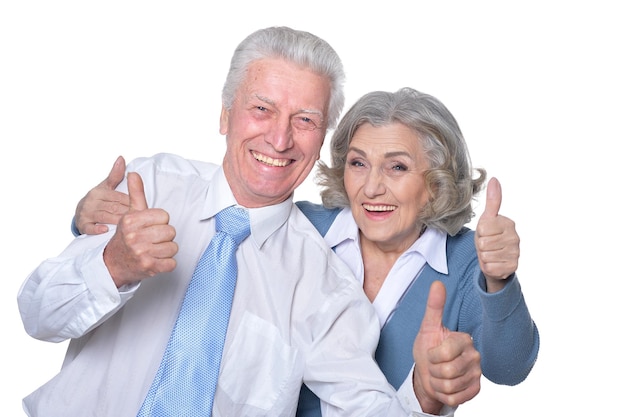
348, 159, 364, 167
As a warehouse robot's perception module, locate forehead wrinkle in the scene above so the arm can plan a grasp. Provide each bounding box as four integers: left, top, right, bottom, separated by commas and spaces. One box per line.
348, 145, 411, 159
384, 150, 412, 159
347, 146, 366, 157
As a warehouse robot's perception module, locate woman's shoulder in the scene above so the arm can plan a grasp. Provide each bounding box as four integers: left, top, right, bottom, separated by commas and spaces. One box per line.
295, 201, 342, 236
445, 227, 478, 270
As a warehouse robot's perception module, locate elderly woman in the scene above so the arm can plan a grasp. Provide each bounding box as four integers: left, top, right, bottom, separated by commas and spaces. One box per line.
295, 87, 539, 414
71, 87, 539, 416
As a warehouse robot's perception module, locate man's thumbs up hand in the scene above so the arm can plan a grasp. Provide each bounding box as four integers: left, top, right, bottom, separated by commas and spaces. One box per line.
104, 172, 178, 287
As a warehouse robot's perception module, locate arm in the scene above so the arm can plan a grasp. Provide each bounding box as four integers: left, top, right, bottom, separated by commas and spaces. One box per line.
476, 271, 539, 385
17, 230, 127, 342
312, 277, 480, 417
469, 178, 539, 384
19, 158, 178, 341
361, 281, 481, 416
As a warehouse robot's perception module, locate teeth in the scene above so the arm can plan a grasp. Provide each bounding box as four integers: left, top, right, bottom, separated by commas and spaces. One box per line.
252, 151, 291, 167
363, 204, 396, 212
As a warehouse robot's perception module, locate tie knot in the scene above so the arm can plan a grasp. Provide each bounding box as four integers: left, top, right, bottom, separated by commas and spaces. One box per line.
215, 206, 251, 245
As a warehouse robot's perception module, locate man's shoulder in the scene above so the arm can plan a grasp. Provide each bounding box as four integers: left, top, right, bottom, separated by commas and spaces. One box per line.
286, 204, 339, 259
287, 205, 354, 274
128, 153, 219, 179
285, 205, 363, 303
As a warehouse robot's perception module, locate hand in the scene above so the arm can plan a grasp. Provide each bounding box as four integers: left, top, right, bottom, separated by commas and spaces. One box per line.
103, 172, 178, 287
412, 281, 482, 414
75, 155, 130, 235
475, 177, 520, 292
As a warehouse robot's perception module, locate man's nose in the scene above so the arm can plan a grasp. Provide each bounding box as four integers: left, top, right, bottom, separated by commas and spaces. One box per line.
266, 117, 294, 152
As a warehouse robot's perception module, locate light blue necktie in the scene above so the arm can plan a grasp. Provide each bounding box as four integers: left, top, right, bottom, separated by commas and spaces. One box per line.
137, 206, 250, 416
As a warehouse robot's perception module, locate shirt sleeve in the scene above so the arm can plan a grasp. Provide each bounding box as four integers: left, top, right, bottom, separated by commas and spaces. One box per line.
18, 158, 159, 343
16, 231, 136, 342
305, 273, 452, 417
394, 365, 456, 417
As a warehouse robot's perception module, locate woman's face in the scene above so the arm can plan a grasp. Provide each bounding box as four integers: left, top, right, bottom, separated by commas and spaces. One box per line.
344, 122, 430, 252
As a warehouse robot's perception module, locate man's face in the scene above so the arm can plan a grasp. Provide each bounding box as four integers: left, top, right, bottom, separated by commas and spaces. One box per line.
220, 58, 331, 208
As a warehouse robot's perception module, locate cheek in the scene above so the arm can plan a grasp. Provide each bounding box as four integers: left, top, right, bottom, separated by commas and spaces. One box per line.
303, 134, 324, 157
409, 181, 430, 210
343, 170, 359, 199
394, 176, 424, 203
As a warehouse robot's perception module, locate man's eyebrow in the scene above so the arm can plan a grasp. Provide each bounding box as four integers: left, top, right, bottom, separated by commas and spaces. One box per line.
254, 94, 324, 120
298, 109, 324, 118
253, 94, 274, 106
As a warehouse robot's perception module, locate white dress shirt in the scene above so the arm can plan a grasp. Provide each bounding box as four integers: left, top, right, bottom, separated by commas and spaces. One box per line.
324, 208, 455, 417
18, 153, 430, 417
325, 208, 449, 328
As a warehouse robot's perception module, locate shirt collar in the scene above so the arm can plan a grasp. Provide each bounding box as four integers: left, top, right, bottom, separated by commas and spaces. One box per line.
412, 227, 448, 274
202, 167, 293, 248
326, 207, 449, 274
325, 207, 360, 248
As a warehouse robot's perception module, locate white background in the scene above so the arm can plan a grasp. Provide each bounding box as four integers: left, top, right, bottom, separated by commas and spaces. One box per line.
2, 1, 624, 415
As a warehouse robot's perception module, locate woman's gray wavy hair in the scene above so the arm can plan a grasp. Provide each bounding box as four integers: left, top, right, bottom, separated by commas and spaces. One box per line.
317, 87, 486, 236
221, 26, 345, 130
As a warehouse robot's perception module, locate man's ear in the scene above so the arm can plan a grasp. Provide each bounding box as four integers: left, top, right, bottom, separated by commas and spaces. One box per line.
219, 105, 229, 135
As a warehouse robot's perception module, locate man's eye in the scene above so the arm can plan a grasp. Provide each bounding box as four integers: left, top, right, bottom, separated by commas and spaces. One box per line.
291, 115, 320, 131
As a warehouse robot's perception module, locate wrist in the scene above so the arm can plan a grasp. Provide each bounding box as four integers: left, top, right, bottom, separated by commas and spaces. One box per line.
485, 273, 512, 293
413, 367, 443, 415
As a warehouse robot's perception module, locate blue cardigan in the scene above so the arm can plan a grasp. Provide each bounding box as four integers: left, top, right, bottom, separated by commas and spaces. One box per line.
295, 201, 539, 417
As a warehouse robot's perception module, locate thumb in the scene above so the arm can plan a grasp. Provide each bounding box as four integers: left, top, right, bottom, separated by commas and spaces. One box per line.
481, 177, 502, 219
420, 280, 446, 332
103, 155, 126, 190
127, 172, 148, 211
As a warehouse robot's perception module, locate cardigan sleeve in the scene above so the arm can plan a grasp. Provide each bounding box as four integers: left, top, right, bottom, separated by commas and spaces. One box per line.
451, 229, 540, 385
474, 271, 540, 385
